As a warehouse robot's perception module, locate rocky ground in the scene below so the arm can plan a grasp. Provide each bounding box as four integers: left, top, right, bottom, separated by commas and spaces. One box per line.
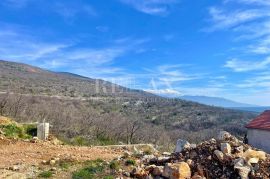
0, 136, 123, 178
112, 131, 270, 179
0, 115, 269, 178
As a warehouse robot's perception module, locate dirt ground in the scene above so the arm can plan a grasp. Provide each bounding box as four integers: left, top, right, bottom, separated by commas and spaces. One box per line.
0, 138, 123, 178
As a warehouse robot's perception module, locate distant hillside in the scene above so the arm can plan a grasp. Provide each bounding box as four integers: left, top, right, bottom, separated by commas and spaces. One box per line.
0, 60, 155, 99
232, 107, 270, 113
0, 60, 257, 148
180, 95, 257, 108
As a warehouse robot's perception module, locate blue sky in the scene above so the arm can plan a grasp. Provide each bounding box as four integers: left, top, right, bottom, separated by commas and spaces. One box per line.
0, 0, 270, 105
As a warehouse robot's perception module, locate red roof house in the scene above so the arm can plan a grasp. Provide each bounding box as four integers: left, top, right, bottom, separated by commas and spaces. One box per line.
246, 110, 270, 153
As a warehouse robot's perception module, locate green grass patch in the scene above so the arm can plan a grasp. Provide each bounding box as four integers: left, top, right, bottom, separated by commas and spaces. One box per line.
109, 160, 120, 170
125, 159, 136, 166
72, 159, 106, 179
38, 171, 53, 178
59, 160, 72, 170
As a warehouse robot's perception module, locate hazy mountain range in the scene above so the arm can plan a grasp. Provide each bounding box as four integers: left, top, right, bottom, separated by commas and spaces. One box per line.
180, 96, 269, 112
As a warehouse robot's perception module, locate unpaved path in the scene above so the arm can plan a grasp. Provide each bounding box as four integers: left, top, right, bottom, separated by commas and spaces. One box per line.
0, 138, 122, 168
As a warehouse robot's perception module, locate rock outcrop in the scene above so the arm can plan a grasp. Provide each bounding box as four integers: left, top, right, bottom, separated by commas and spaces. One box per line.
116, 131, 270, 179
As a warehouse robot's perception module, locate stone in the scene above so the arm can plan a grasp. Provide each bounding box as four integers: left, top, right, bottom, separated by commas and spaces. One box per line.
192, 174, 206, 179
162, 152, 171, 156
214, 150, 224, 162
157, 156, 170, 163
189, 150, 198, 159
123, 171, 130, 177
243, 149, 266, 165
132, 167, 149, 178
10, 165, 20, 171
123, 151, 131, 158
234, 158, 251, 179
152, 166, 164, 176
175, 139, 191, 153
186, 159, 193, 166
31, 137, 39, 143
49, 160, 56, 166
235, 146, 244, 157
249, 157, 259, 164
162, 162, 191, 179
218, 131, 231, 141
145, 165, 157, 171
220, 143, 231, 154
51, 167, 57, 171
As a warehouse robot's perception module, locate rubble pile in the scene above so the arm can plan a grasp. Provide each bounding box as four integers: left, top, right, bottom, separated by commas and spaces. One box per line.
118, 131, 270, 179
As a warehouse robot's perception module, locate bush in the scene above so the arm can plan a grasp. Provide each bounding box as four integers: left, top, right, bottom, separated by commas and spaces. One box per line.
38, 171, 53, 178
71, 136, 90, 146
109, 160, 120, 170
125, 159, 136, 166
0, 124, 23, 138
59, 160, 72, 170
72, 159, 105, 179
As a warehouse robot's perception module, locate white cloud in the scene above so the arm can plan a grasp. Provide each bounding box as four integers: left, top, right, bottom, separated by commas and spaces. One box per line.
120, 0, 179, 15
53, 2, 97, 20
144, 89, 181, 96
224, 58, 270, 72
225, 0, 270, 6
207, 7, 269, 30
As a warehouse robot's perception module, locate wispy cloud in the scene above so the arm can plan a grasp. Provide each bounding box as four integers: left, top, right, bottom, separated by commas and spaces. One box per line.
144, 88, 181, 96
119, 0, 179, 15
0, 0, 33, 8
207, 7, 269, 30
53, 1, 97, 20
224, 58, 270, 72
224, 0, 270, 6
0, 25, 151, 80
0, 0, 97, 21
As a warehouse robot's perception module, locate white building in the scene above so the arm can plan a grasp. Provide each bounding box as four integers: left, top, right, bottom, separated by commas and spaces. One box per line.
246, 110, 270, 153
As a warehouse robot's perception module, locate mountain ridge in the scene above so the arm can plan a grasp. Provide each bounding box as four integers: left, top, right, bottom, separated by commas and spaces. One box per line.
180, 95, 258, 108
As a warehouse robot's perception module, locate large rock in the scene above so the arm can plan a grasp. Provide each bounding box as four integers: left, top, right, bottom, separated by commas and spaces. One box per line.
152, 166, 164, 176
162, 162, 191, 179
218, 131, 231, 141
234, 158, 251, 179
235, 146, 244, 158
175, 139, 191, 153
220, 143, 231, 154
243, 149, 266, 165
214, 150, 224, 162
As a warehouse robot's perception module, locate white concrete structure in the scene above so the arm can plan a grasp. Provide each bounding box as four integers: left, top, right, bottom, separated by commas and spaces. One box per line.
246, 110, 270, 153
247, 129, 270, 153
37, 123, 49, 140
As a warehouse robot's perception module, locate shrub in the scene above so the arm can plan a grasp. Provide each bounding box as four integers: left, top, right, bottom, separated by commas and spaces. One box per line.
72, 159, 105, 179
109, 160, 120, 170
72, 136, 90, 146
0, 124, 23, 138
38, 171, 53, 178
59, 160, 72, 170
125, 159, 136, 166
